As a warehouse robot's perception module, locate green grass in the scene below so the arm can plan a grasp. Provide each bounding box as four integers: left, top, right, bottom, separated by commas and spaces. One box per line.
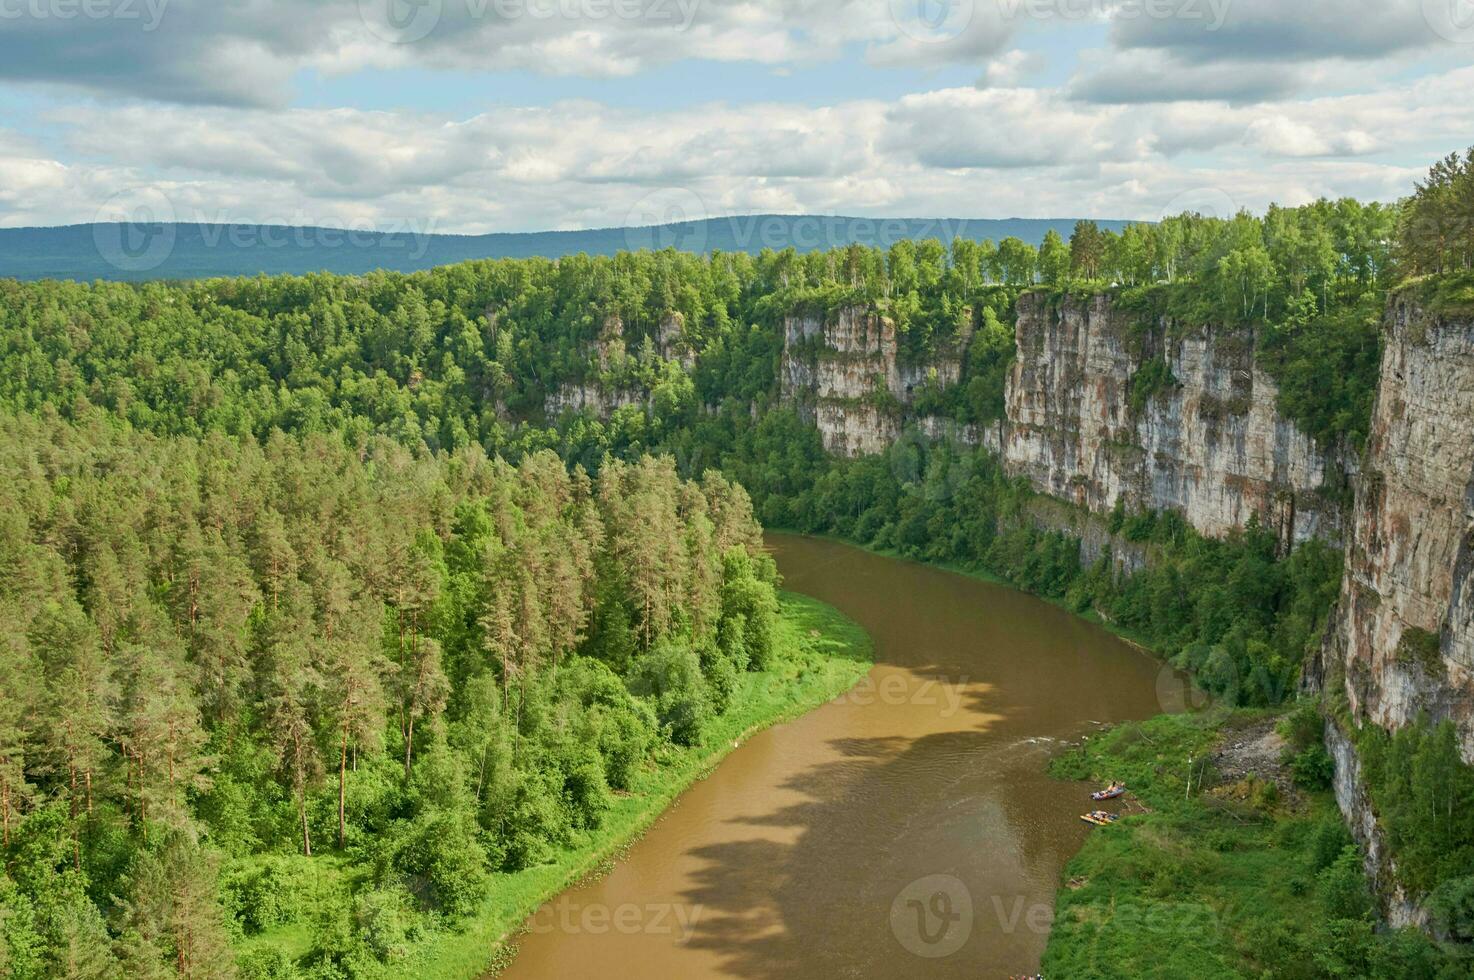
1041, 710, 1462, 979
280, 592, 873, 979
1400, 271, 1474, 320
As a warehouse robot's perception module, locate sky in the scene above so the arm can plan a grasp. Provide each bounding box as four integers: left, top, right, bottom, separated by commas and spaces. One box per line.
0, 0, 1472, 234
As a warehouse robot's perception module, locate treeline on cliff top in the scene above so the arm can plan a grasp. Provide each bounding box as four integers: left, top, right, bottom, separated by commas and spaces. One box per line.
9, 155, 1469, 458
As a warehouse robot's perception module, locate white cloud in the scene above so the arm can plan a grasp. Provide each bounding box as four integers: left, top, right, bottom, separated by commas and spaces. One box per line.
976, 49, 1047, 88
1110, 0, 1446, 63
0, 0, 1025, 106
1059, 0, 1472, 105
2, 63, 1468, 233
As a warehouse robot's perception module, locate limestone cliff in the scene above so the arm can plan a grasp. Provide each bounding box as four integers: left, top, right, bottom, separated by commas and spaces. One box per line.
1302, 293, 1474, 928
778, 306, 977, 457
1003, 292, 1345, 549
1319, 294, 1474, 763
542, 314, 685, 418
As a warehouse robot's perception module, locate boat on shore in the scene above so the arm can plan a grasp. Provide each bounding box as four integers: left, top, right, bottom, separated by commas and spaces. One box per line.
1080, 810, 1120, 826
1090, 782, 1126, 801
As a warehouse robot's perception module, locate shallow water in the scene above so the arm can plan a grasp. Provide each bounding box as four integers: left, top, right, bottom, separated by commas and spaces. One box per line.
498, 534, 1180, 978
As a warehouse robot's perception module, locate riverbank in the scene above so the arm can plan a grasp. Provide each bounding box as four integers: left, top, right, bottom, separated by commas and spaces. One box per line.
401, 591, 873, 979
773, 531, 1466, 975
1041, 708, 1462, 976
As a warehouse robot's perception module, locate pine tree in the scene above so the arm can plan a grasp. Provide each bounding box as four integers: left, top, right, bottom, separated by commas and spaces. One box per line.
116, 832, 238, 979
316, 567, 387, 848
259, 583, 320, 856
32, 600, 114, 865
401, 634, 446, 780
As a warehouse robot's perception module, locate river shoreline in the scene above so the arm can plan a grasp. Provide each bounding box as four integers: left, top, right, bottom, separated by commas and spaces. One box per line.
401, 591, 874, 979
498, 532, 1171, 978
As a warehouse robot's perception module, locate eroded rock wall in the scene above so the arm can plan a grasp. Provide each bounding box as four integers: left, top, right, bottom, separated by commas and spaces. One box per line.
1322, 295, 1474, 763
1325, 720, 1430, 929
778, 306, 972, 457
1003, 292, 1344, 549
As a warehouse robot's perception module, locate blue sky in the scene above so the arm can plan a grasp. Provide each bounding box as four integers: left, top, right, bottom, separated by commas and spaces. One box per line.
0, 0, 1471, 233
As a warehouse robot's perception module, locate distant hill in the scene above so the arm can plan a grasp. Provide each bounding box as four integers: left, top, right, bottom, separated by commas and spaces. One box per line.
0, 216, 1137, 283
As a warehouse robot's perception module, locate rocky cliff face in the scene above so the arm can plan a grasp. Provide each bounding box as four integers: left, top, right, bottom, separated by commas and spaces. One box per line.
543, 314, 687, 418
778, 306, 975, 457
1003, 292, 1344, 549
1306, 294, 1474, 926
1320, 295, 1474, 763
1324, 721, 1429, 929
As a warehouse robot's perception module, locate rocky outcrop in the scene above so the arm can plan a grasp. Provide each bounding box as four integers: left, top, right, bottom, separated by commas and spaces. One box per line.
656, 312, 696, 369
1320, 295, 1474, 763
1004, 292, 1345, 550
1325, 720, 1430, 929
1020, 494, 1149, 579
1307, 294, 1474, 929
779, 306, 972, 457
543, 314, 692, 419
543, 383, 645, 418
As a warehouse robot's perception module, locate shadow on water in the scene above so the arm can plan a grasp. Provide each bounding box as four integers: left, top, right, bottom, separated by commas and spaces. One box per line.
674, 724, 1094, 978
497, 533, 1176, 979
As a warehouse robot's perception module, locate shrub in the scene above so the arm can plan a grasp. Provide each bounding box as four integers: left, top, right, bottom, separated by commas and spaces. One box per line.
1319, 846, 1373, 920
237, 945, 298, 980
1428, 875, 1474, 943
395, 811, 490, 919
627, 641, 713, 746
221, 857, 322, 934
1289, 744, 1334, 790
1310, 816, 1353, 873
355, 884, 416, 961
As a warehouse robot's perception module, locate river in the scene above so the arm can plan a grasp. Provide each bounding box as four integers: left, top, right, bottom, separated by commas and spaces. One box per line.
498, 533, 1179, 978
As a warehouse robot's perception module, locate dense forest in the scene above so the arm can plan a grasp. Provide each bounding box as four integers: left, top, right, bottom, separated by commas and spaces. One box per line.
0, 412, 807, 977
3, 149, 1474, 976
0, 193, 1408, 720
0, 194, 1402, 457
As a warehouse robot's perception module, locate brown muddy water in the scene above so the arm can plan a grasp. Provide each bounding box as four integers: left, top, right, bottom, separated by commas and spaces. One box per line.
498, 533, 1181, 979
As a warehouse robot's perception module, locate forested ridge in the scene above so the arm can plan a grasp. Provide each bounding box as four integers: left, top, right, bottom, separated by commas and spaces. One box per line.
3, 150, 1474, 977
0, 192, 1413, 457
0, 192, 1421, 728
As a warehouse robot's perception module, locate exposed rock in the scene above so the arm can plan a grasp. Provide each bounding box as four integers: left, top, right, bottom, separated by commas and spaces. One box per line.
657, 312, 696, 369
543, 313, 699, 420
595, 315, 627, 372
1325, 720, 1430, 929
1019, 495, 1149, 580
916, 415, 998, 454
1003, 292, 1345, 551
543, 383, 645, 419
1319, 295, 1474, 763
778, 305, 970, 457
1211, 717, 1294, 796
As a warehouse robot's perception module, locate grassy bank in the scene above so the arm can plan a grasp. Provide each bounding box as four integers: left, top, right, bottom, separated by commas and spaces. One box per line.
1042, 709, 1466, 978
238, 592, 872, 979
